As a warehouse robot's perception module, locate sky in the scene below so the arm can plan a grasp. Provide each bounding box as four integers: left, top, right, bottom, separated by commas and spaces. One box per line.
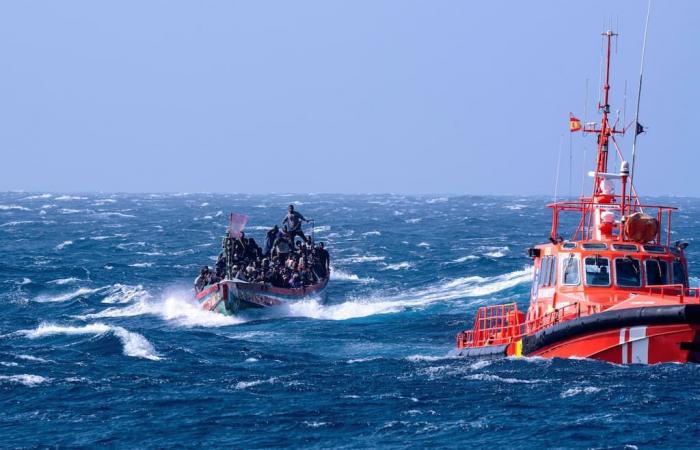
0, 1, 698, 195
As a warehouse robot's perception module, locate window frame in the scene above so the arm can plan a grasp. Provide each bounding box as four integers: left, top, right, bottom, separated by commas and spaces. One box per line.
672, 260, 688, 287
560, 254, 581, 286
539, 257, 550, 287
583, 255, 611, 287
644, 258, 669, 286
548, 256, 558, 286
614, 257, 642, 288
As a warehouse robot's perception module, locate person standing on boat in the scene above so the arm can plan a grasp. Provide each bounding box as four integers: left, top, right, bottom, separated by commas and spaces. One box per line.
282, 204, 310, 242
194, 266, 211, 292
262, 225, 279, 257
316, 242, 330, 278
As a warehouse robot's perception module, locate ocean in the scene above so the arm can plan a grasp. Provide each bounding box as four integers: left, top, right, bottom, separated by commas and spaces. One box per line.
2, 192, 700, 449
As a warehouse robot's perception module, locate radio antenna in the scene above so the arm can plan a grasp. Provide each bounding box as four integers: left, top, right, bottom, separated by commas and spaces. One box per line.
630, 0, 652, 191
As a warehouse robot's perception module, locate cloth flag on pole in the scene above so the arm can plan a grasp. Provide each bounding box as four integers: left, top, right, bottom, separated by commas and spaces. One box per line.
569, 113, 582, 132
228, 213, 249, 238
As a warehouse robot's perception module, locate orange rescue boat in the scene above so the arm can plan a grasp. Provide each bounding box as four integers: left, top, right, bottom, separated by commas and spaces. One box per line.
455, 30, 700, 364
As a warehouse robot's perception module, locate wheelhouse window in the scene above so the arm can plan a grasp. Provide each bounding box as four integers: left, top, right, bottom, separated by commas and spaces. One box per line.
612, 244, 638, 252
672, 260, 688, 287
582, 243, 608, 250
643, 245, 666, 254
615, 257, 641, 287
561, 255, 580, 285
584, 256, 610, 286
645, 259, 669, 285
562, 242, 577, 250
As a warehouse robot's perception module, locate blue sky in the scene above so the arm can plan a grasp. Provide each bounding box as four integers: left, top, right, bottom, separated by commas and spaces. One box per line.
0, 1, 697, 195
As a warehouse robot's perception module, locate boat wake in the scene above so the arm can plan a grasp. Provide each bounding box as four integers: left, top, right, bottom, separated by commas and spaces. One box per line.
260, 267, 532, 321
71, 268, 531, 325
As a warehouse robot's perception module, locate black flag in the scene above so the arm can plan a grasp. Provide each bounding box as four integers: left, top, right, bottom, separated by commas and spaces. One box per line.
635, 122, 646, 136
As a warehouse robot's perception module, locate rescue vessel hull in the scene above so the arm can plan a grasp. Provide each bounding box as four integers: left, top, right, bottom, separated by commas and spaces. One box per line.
195, 279, 329, 316
455, 305, 700, 364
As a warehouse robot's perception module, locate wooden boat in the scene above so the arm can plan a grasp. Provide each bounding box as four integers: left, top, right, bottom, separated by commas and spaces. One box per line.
195, 277, 329, 316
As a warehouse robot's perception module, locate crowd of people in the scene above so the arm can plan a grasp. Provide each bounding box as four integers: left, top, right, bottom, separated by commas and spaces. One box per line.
194, 205, 330, 292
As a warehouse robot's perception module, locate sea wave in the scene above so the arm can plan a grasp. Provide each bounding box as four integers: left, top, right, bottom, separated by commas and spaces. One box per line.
0, 205, 30, 211
382, 262, 414, 271
34, 287, 103, 303
78, 294, 244, 328
55, 240, 73, 250
0, 374, 50, 387
47, 277, 82, 285
17, 322, 161, 361
330, 268, 376, 283
338, 255, 386, 264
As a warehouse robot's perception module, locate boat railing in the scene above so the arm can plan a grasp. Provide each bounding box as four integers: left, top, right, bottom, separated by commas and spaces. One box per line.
548, 199, 676, 245
644, 284, 700, 303
456, 303, 524, 348
457, 283, 700, 349
525, 302, 582, 334
457, 302, 582, 349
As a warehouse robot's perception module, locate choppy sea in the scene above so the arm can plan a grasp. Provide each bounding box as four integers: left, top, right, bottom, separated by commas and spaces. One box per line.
2, 192, 700, 449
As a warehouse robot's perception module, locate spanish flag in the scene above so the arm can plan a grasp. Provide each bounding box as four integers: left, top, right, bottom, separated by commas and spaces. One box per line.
569, 113, 582, 132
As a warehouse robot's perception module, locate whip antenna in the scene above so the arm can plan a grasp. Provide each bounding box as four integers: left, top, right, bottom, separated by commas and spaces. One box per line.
630, 0, 652, 190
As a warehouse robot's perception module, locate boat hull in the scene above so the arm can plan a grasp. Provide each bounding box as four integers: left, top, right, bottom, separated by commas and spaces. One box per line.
455, 305, 700, 364
194, 278, 329, 316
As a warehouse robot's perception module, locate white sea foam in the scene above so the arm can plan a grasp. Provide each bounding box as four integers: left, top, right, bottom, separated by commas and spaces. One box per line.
330, 268, 376, 283
21, 194, 52, 200
483, 246, 510, 258
98, 212, 135, 218
0, 374, 50, 386
34, 287, 102, 303
346, 356, 383, 364
79, 294, 244, 328
0, 204, 30, 211
234, 377, 278, 390
55, 240, 73, 250
101, 284, 150, 304
465, 374, 548, 384
268, 268, 531, 321
338, 255, 385, 264
405, 218, 422, 224
452, 255, 479, 263
55, 195, 87, 200
382, 262, 414, 271
129, 262, 153, 268
313, 225, 331, 233
405, 354, 458, 363
16, 354, 51, 363
277, 298, 405, 321
560, 386, 602, 398
417, 242, 430, 248
18, 322, 161, 361
0, 221, 35, 227
426, 197, 448, 204
362, 231, 381, 237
